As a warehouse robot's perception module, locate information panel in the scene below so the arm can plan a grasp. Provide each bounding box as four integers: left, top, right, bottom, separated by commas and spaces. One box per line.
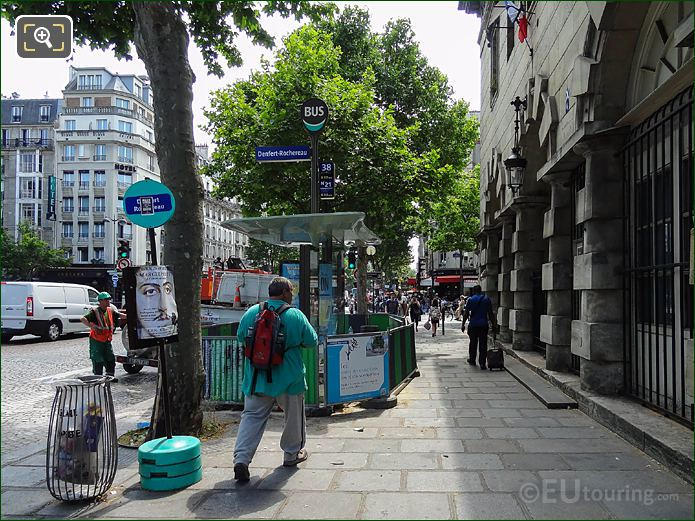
325, 333, 389, 404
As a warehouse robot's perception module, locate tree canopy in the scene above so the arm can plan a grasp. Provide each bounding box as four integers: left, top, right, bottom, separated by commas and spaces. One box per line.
204, 7, 479, 279
1, 223, 70, 280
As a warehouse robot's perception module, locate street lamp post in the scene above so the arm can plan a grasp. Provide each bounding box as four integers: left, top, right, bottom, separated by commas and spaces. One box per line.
504, 96, 528, 195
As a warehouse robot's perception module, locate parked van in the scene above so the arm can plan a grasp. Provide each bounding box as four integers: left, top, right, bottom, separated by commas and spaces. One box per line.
1, 282, 100, 342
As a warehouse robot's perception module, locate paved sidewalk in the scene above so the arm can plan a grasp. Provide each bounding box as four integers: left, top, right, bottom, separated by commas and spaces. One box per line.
2, 319, 693, 519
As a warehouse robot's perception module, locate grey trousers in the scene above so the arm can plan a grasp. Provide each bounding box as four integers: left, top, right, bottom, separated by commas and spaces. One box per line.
233, 392, 306, 466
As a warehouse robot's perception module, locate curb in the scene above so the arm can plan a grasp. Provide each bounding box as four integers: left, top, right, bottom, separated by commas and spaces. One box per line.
497, 340, 694, 485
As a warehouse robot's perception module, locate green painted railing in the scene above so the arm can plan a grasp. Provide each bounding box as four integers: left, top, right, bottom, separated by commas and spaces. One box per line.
201, 322, 320, 406
388, 323, 417, 391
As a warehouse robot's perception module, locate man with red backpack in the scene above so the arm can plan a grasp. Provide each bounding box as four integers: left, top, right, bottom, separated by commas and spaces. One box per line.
233, 277, 318, 481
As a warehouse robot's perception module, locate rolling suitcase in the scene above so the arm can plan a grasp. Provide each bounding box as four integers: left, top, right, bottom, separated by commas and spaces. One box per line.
486, 328, 504, 370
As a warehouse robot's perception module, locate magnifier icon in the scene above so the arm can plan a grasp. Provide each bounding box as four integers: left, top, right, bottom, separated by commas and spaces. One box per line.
33, 26, 52, 48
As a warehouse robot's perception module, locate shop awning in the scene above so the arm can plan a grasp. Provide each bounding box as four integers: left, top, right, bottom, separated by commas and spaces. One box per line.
435, 275, 479, 287
419, 277, 433, 287
221, 212, 380, 248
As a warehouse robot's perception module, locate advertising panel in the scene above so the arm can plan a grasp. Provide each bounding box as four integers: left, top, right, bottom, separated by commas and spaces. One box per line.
325, 333, 389, 404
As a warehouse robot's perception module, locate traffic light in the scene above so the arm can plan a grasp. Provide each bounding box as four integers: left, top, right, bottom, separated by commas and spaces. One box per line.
347, 249, 356, 270
117, 240, 131, 259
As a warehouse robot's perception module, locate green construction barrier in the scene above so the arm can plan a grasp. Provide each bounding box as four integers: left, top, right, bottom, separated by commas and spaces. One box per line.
388, 323, 417, 391
301, 346, 319, 405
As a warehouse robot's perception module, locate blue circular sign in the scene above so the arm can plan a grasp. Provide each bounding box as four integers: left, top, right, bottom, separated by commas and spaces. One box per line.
122, 179, 175, 228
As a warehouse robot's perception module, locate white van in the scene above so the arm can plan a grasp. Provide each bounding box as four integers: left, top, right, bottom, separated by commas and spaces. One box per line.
1, 282, 100, 342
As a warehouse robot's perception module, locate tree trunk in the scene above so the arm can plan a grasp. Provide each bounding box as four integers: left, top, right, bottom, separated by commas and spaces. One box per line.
459, 249, 464, 296
356, 246, 368, 314
132, 2, 205, 437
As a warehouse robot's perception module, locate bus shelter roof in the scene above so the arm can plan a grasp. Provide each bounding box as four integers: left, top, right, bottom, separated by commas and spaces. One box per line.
221, 212, 381, 248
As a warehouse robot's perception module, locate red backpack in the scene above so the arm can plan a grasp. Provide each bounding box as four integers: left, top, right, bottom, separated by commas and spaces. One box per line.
244, 303, 290, 387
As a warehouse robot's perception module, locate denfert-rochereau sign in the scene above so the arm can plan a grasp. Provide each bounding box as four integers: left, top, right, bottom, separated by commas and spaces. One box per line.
255, 145, 311, 163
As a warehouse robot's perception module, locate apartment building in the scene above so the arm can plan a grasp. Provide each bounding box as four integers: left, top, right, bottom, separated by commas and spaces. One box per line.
196, 144, 247, 268
1, 97, 61, 244
55, 66, 161, 265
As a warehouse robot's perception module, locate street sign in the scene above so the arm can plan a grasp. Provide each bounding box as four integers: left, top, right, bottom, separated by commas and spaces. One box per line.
255, 146, 311, 163
319, 161, 335, 200
117, 258, 132, 270
46, 175, 56, 221
111, 274, 119, 287
301, 98, 328, 133
123, 179, 175, 228
107, 269, 118, 275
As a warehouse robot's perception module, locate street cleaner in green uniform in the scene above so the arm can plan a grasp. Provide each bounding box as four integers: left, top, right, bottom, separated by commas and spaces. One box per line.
80, 292, 127, 382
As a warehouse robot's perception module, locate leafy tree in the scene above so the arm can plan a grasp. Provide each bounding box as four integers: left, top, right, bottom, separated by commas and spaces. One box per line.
0, 223, 70, 280
1, 0, 333, 438
425, 166, 481, 294
204, 14, 478, 301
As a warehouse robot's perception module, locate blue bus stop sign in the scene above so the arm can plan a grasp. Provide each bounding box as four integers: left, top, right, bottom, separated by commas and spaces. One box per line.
123, 179, 175, 228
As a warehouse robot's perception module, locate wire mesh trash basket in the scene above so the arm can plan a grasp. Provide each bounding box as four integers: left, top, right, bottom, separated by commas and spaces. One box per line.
46, 375, 118, 501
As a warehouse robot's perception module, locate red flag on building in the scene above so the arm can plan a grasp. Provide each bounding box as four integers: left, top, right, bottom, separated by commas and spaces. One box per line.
518, 14, 528, 42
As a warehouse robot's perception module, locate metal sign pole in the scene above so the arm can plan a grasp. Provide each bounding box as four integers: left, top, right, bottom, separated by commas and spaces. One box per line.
148, 226, 173, 440
310, 133, 319, 214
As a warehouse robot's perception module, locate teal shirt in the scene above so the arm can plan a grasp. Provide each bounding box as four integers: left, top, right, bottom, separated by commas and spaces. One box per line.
238, 299, 318, 397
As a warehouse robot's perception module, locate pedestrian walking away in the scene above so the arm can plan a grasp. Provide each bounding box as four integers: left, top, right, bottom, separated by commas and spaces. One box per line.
429, 297, 441, 337
408, 297, 422, 332
80, 292, 127, 382
233, 276, 318, 481
461, 285, 497, 370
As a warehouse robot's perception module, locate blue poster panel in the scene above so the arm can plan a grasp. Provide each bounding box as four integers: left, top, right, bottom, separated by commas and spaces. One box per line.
325, 333, 389, 404
281, 262, 300, 308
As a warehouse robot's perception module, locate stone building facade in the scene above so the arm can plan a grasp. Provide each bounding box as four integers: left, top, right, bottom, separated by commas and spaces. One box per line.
463, 1, 693, 425
1, 97, 61, 244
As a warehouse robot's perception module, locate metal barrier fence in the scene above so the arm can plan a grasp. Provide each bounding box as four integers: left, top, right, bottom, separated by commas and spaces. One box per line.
336, 313, 405, 334
201, 317, 416, 407
201, 322, 320, 406
388, 323, 418, 391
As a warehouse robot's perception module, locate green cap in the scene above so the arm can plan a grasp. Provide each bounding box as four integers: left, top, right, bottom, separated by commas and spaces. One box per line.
97, 291, 112, 300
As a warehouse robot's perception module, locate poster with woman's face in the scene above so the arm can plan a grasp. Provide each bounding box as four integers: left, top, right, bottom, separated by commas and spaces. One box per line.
123, 265, 178, 348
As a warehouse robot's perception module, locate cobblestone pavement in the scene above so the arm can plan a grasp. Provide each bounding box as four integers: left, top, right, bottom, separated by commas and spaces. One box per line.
1, 332, 157, 459
2, 318, 693, 519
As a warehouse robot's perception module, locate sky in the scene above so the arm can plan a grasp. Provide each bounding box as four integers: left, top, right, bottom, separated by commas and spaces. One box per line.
1, 2, 482, 266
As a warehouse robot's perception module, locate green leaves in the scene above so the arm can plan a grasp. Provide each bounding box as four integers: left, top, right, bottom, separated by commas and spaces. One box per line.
1, 223, 70, 280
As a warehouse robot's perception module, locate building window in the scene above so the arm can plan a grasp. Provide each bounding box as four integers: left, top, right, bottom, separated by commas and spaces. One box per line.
40, 128, 48, 143
115, 98, 130, 109
506, 21, 514, 61
94, 170, 106, 187
94, 247, 104, 260
78, 222, 89, 239
79, 171, 90, 189
117, 171, 132, 187
62, 222, 73, 237
96, 119, 108, 130
78, 196, 90, 214
12, 106, 22, 122
38, 105, 51, 122
490, 17, 500, 106
20, 203, 36, 225
136, 84, 142, 98
146, 130, 153, 142
65, 120, 76, 131
19, 154, 35, 173
93, 222, 105, 238
19, 177, 38, 199
94, 196, 105, 211
63, 145, 76, 161
77, 247, 89, 262
1, 128, 8, 145
117, 146, 133, 163
62, 171, 75, 186
82, 97, 93, 107
63, 197, 74, 212
118, 120, 133, 133
148, 154, 156, 171
118, 222, 132, 239
94, 144, 106, 161
78, 144, 88, 158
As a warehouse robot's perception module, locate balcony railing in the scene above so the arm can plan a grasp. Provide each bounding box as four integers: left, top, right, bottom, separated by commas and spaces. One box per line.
93, 180, 107, 187
77, 234, 90, 242
62, 208, 74, 214
117, 182, 132, 190
93, 206, 106, 213
78, 182, 90, 190
77, 84, 102, 90
62, 105, 153, 126
118, 233, 133, 240
62, 156, 76, 162
61, 233, 74, 238
62, 181, 75, 188
93, 155, 107, 161
78, 208, 90, 215
2, 138, 54, 150
92, 232, 105, 238
117, 156, 133, 164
